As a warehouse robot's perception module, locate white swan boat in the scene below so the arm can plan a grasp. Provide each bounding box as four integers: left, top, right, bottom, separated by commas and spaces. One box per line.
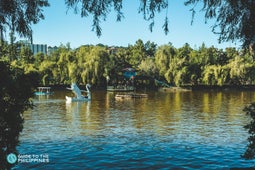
66, 83, 91, 103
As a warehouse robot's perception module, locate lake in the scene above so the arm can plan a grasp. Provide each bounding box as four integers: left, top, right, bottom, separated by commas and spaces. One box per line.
15, 89, 255, 169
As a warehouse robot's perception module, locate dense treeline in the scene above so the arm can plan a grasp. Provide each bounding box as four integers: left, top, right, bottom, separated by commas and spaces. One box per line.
1, 39, 255, 88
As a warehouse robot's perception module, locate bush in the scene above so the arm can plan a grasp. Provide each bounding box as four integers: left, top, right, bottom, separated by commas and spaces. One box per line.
243, 102, 255, 159
0, 61, 38, 169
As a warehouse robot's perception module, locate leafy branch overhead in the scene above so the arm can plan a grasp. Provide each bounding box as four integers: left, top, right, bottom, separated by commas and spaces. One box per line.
185, 0, 255, 48
65, 0, 255, 48
1, 0, 255, 49
65, 0, 169, 36
0, 0, 49, 42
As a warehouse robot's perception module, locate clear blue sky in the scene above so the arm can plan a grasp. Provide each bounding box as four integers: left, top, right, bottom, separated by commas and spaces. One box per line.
30, 0, 239, 49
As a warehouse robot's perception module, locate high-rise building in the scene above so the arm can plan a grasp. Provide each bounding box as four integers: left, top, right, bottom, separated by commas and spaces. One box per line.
29, 44, 47, 55
18, 40, 48, 55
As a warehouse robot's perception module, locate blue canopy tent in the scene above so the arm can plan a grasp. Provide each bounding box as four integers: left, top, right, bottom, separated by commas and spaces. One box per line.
106, 68, 136, 91
122, 68, 136, 79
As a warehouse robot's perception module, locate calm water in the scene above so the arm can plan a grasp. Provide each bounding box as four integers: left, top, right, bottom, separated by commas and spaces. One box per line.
15, 90, 255, 169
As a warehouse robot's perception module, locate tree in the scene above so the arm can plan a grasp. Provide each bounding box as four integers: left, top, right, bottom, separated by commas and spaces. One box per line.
39, 60, 55, 85
65, 0, 169, 36
19, 45, 34, 64
138, 57, 157, 77
127, 39, 156, 68
165, 56, 189, 86
65, 0, 255, 50
202, 64, 228, 86
76, 46, 110, 85
243, 103, 255, 160
2, 0, 255, 50
155, 44, 176, 79
0, 61, 38, 169
144, 41, 157, 58
185, 0, 255, 49
0, 0, 49, 43
54, 45, 72, 84
3, 0, 254, 50
0, 40, 18, 61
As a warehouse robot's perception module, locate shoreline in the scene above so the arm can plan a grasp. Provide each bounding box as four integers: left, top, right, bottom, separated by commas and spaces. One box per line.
182, 84, 255, 91
37, 84, 255, 91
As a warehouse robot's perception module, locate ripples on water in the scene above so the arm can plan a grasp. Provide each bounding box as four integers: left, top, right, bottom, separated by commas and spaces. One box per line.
16, 90, 255, 169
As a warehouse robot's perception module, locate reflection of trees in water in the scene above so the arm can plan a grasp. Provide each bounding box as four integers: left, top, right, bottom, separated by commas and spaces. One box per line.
0, 62, 37, 169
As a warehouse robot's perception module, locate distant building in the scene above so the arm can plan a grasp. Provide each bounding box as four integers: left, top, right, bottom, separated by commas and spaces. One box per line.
18, 40, 48, 55
29, 44, 47, 55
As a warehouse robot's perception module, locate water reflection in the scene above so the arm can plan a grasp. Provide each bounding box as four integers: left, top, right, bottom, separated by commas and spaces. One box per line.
17, 90, 255, 169
65, 101, 94, 135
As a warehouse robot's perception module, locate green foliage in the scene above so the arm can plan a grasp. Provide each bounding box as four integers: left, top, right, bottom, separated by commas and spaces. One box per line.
0, 61, 38, 169
65, 0, 168, 36
138, 58, 157, 77
243, 103, 255, 160
202, 65, 223, 85
185, 0, 255, 48
3, 40, 255, 88
155, 44, 176, 78
2, 0, 255, 51
20, 46, 34, 64
39, 60, 56, 85
0, 0, 49, 42
127, 39, 157, 68
75, 45, 110, 85
64, 0, 255, 50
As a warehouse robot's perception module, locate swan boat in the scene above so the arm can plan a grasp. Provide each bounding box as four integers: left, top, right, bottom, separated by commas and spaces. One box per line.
66, 83, 91, 103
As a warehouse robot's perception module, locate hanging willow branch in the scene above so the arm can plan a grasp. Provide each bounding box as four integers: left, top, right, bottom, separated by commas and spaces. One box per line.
185, 0, 255, 48
65, 0, 169, 37
0, 0, 49, 43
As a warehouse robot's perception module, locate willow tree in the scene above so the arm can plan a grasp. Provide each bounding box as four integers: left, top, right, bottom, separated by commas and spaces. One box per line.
64, 0, 255, 51
155, 44, 176, 79
79, 46, 110, 85
165, 56, 189, 86
138, 58, 157, 77
0, 0, 49, 43
185, 0, 255, 50
65, 0, 169, 36
39, 60, 56, 85
3, 0, 253, 49
202, 64, 229, 86
56, 47, 74, 84
227, 56, 246, 85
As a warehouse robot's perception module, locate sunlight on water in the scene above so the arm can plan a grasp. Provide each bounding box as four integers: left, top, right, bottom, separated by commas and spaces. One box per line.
16, 90, 255, 169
